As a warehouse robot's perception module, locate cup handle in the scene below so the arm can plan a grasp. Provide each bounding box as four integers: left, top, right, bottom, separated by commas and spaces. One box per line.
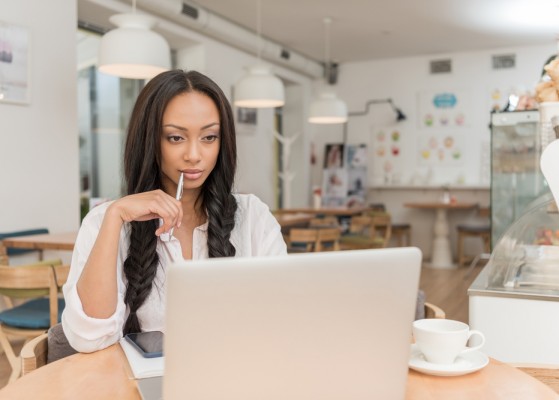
461, 330, 485, 355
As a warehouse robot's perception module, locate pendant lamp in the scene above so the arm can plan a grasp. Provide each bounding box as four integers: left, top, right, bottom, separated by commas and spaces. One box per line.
308, 18, 348, 124
234, 0, 285, 108
98, 0, 171, 80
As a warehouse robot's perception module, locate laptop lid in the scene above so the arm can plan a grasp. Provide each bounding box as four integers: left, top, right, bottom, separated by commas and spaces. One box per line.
163, 247, 421, 400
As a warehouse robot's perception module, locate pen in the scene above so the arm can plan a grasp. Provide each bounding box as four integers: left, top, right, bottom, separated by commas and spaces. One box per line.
169, 172, 183, 238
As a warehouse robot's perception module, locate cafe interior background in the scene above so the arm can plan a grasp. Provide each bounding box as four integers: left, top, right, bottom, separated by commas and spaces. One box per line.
2, 1, 559, 318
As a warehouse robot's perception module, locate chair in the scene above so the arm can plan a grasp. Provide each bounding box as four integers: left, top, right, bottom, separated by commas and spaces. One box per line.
367, 204, 411, 247
339, 213, 392, 250
287, 229, 319, 253
0, 228, 49, 264
511, 364, 559, 394
424, 302, 446, 319
20, 332, 48, 376
456, 207, 491, 267
309, 216, 339, 228
316, 228, 341, 252
0, 260, 65, 382
20, 323, 77, 376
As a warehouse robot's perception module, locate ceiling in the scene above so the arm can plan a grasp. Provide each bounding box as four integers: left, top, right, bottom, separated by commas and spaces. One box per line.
78, 0, 559, 64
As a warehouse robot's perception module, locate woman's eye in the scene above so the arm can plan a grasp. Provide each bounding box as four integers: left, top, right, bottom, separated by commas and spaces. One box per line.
168, 135, 183, 143
202, 135, 219, 142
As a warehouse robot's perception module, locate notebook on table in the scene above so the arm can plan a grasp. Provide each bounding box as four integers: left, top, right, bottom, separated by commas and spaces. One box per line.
157, 247, 422, 400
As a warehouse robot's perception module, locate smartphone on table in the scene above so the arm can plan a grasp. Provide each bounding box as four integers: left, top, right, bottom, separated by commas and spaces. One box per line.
124, 331, 164, 358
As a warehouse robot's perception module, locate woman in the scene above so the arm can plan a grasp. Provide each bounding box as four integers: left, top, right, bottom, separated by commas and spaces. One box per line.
62, 70, 287, 353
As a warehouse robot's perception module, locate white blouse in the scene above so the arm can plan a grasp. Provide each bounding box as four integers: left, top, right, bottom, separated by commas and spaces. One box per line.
62, 194, 287, 353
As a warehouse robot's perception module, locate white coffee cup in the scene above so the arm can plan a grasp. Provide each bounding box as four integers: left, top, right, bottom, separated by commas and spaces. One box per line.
412, 319, 485, 365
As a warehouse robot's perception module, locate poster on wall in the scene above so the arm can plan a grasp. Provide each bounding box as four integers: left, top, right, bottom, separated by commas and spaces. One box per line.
0, 21, 30, 105
321, 143, 368, 207
371, 126, 404, 185
417, 89, 471, 129
417, 133, 464, 166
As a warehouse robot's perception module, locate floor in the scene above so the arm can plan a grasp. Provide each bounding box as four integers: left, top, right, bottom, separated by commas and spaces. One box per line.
0, 263, 484, 390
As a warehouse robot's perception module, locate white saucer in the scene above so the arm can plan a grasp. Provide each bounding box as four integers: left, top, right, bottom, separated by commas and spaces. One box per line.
408, 344, 489, 377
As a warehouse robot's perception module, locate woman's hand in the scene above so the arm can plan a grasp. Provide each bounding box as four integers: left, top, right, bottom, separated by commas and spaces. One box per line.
107, 190, 183, 236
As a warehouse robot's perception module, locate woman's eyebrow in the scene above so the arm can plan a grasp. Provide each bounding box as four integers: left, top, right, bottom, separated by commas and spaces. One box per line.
162, 123, 187, 131
162, 122, 219, 131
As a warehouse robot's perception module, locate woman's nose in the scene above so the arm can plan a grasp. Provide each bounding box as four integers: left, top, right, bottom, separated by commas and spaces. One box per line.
184, 142, 202, 162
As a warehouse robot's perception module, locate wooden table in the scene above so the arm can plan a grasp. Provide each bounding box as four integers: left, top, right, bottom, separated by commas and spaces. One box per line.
274, 213, 314, 228
405, 202, 477, 269
274, 206, 371, 217
1, 232, 77, 252
1, 344, 557, 400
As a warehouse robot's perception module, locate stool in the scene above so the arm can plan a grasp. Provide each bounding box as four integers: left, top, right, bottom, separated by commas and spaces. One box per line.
391, 223, 411, 247
456, 224, 490, 267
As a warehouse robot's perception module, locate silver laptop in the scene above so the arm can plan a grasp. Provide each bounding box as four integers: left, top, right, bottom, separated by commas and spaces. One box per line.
158, 247, 421, 400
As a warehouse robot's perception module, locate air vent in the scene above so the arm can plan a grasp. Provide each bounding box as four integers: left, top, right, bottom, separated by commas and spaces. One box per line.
430, 59, 452, 74
181, 2, 199, 19
492, 54, 515, 70
280, 49, 290, 60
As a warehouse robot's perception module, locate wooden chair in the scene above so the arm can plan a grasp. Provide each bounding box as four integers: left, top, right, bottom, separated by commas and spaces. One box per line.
456, 206, 491, 267
287, 229, 319, 253
0, 261, 65, 382
316, 228, 341, 252
367, 204, 411, 247
20, 332, 48, 376
424, 302, 445, 319
511, 364, 559, 394
309, 216, 339, 228
339, 213, 392, 250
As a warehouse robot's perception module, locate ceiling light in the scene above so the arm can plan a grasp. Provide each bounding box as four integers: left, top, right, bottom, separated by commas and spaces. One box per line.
308, 90, 348, 124
98, 0, 171, 80
308, 18, 347, 124
234, 0, 285, 108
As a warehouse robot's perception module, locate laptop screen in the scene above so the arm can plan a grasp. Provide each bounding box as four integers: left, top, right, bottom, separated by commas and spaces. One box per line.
163, 247, 421, 400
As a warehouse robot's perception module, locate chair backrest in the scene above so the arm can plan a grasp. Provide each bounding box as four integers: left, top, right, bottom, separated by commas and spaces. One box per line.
309, 216, 339, 228
21, 332, 48, 375
288, 229, 319, 252
316, 228, 341, 252
349, 214, 392, 247
424, 302, 446, 319
0, 264, 60, 327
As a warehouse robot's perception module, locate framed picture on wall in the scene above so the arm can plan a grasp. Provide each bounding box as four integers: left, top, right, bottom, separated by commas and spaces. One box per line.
231, 85, 258, 135
0, 21, 30, 105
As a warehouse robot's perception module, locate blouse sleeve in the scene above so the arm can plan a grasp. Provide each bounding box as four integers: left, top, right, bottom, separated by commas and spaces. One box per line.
61, 202, 128, 353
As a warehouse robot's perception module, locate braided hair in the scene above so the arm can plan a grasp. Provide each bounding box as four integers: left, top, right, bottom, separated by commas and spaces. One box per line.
122, 70, 237, 334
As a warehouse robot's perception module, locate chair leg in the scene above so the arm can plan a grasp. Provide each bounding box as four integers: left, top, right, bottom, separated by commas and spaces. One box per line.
0, 327, 21, 382
457, 232, 464, 267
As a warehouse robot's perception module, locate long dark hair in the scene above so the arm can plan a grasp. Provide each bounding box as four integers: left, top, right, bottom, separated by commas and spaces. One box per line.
122, 70, 238, 334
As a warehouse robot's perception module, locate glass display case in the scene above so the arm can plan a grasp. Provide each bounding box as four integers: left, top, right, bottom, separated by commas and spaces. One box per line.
490, 111, 551, 248
484, 193, 559, 295
468, 192, 559, 364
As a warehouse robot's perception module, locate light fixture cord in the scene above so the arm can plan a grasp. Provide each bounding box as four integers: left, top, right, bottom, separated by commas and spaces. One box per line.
132, 0, 137, 13
256, 0, 262, 63
324, 17, 331, 68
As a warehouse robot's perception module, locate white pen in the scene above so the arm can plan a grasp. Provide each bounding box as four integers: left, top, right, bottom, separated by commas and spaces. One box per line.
169, 172, 183, 238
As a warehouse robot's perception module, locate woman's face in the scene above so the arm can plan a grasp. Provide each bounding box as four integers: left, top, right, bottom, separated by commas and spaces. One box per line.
160, 91, 221, 199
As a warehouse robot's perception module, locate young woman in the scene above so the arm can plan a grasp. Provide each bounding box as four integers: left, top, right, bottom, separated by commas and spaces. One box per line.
62, 70, 287, 353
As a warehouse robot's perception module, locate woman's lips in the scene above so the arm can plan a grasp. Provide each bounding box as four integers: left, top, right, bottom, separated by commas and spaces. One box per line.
182, 170, 203, 180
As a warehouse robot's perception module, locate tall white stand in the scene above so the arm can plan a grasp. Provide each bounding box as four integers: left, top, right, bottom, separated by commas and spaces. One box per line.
273, 131, 301, 208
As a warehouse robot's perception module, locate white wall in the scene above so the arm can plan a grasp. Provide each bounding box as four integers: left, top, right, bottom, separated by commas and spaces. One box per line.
309, 43, 556, 258
0, 1, 79, 234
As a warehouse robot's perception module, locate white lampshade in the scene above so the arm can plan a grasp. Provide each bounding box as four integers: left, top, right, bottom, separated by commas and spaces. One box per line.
308, 91, 348, 124
234, 65, 285, 108
98, 14, 171, 80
